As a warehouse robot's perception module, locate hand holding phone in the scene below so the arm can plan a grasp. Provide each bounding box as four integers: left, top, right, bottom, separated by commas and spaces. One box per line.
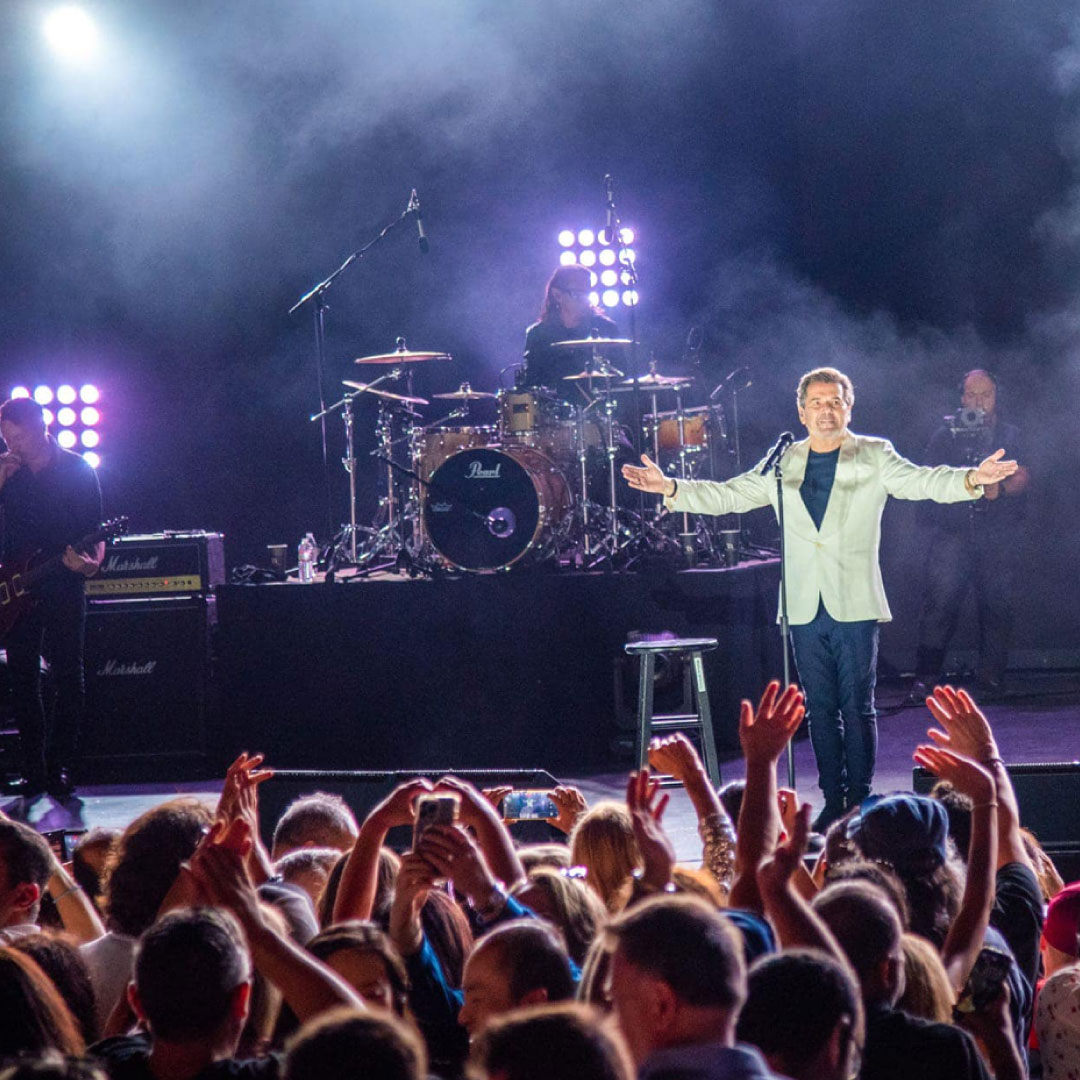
953, 945, 1012, 1020
501, 789, 559, 822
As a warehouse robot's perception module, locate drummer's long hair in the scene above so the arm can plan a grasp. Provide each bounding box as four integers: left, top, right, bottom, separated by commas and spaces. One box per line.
540, 264, 606, 322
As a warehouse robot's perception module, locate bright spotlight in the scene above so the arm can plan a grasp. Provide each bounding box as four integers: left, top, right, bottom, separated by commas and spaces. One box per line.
34, 385, 54, 405
601, 269, 618, 287
57, 430, 78, 449
43, 5, 100, 62
79, 384, 100, 404
588, 292, 600, 307
81, 429, 100, 448
602, 289, 620, 308
622, 290, 640, 306
81, 406, 100, 426
598, 228, 612, 246
57, 407, 77, 427
619, 248, 636, 264
599, 248, 616, 266
83, 451, 101, 469
559, 250, 578, 267
557, 229, 576, 248
10, 386, 30, 400
619, 227, 635, 245
57, 385, 77, 404
43, 408, 55, 426
579, 249, 597, 267
577, 229, 595, 247
589, 271, 598, 286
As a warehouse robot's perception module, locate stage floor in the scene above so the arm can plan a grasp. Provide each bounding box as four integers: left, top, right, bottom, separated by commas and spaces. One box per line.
16, 671, 1078, 865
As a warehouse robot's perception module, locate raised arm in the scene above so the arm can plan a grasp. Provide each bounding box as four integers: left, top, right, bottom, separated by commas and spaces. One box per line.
434, 775, 525, 890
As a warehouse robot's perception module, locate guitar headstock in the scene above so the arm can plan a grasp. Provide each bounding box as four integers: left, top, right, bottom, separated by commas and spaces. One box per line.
95, 517, 129, 543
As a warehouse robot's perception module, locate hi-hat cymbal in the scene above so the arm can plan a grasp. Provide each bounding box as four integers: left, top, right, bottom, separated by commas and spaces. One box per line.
433, 388, 498, 401
551, 337, 637, 349
354, 349, 452, 364
563, 364, 625, 381
615, 372, 693, 389
343, 380, 429, 406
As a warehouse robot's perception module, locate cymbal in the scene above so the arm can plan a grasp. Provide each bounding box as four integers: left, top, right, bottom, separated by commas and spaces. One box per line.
563, 365, 625, 381
616, 373, 692, 389
433, 384, 498, 401
551, 337, 637, 349
354, 349, 452, 364
343, 380, 429, 406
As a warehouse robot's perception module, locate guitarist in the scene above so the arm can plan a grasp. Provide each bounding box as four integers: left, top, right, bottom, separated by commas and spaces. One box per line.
0, 396, 103, 799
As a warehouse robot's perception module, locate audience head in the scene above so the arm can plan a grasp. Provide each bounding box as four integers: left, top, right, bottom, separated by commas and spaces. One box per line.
420, 887, 473, 989
284, 1006, 426, 1080
0, 820, 54, 929
102, 798, 213, 938
896, 932, 954, 1023
737, 949, 863, 1080
517, 844, 572, 873
271, 793, 358, 860
1022, 829, 1066, 903
511, 867, 606, 966
69, 828, 118, 915
12, 933, 99, 1046
458, 920, 575, 1040
469, 1002, 634, 1080
812, 882, 904, 1007
0, 1056, 107, 1080
132, 908, 252, 1048
824, 860, 910, 929
569, 801, 640, 912
307, 922, 409, 1015
274, 847, 341, 909
604, 894, 746, 1065
0, 946, 84, 1058
1042, 880, 1080, 976
717, 780, 745, 826
928, 781, 972, 864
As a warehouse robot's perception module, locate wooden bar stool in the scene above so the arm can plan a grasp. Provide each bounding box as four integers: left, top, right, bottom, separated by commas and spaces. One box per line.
624, 637, 721, 788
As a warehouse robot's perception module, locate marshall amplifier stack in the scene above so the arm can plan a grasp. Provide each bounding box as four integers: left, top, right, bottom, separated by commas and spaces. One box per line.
81, 532, 224, 781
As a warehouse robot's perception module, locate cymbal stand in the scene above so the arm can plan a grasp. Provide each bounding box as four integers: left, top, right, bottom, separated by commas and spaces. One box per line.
673, 387, 697, 565
575, 400, 596, 559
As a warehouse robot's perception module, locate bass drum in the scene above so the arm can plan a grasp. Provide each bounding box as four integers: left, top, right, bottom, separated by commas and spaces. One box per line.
423, 446, 570, 572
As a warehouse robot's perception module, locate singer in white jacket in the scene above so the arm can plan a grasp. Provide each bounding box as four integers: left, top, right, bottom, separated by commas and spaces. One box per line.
622, 367, 1019, 829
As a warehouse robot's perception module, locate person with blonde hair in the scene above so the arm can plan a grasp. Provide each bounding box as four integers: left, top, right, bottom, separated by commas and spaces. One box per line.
512, 867, 606, 966
897, 933, 954, 1024
569, 801, 641, 913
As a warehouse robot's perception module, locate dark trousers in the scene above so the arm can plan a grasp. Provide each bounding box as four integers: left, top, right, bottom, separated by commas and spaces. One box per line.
790, 601, 879, 809
916, 526, 1015, 683
5, 588, 86, 783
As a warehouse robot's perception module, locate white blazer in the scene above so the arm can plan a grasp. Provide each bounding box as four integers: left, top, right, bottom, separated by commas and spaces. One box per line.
667, 432, 980, 624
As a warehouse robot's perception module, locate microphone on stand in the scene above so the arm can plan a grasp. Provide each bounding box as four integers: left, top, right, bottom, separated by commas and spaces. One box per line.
604, 174, 615, 239
760, 431, 795, 476
409, 189, 429, 254
709, 366, 752, 400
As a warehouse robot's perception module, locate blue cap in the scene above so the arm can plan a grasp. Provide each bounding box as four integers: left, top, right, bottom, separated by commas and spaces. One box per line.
724, 908, 777, 965
848, 793, 949, 874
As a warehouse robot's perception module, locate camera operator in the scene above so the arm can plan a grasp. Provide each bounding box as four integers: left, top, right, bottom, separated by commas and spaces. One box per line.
909, 370, 1030, 700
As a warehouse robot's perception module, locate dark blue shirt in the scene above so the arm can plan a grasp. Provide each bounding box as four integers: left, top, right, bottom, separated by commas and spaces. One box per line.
799, 448, 839, 530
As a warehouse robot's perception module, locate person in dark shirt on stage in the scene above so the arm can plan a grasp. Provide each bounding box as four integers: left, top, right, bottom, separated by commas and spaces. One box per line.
0, 396, 103, 799
910, 370, 1029, 700
521, 263, 618, 388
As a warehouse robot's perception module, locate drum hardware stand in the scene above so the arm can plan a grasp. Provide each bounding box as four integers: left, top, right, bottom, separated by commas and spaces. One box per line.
289, 193, 425, 539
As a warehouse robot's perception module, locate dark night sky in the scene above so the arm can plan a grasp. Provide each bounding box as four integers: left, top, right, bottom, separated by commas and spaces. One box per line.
1, 0, 1078, 655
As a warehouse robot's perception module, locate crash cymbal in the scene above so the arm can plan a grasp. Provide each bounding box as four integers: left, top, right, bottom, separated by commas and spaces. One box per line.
343, 380, 429, 406
615, 372, 693, 389
354, 347, 452, 364
551, 337, 637, 348
563, 364, 625, 381
433, 383, 498, 401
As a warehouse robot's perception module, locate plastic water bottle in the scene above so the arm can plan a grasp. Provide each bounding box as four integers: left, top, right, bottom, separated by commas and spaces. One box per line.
297, 533, 318, 583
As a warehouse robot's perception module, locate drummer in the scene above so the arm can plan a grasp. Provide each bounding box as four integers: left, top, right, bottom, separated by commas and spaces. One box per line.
521, 264, 618, 388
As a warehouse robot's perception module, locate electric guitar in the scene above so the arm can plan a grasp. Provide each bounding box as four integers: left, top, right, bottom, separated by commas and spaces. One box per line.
0, 517, 128, 638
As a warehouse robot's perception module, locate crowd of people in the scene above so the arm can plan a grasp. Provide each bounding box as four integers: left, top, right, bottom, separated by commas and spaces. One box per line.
0, 680, 1076, 1080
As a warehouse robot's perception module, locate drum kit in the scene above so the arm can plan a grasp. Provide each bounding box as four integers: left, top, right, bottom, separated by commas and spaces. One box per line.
320, 335, 743, 574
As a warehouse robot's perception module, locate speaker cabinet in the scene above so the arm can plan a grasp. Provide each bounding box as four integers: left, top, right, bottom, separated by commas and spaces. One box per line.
81, 599, 215, 781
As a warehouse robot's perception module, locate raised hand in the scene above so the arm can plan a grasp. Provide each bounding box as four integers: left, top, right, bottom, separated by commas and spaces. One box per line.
434, 774, 497, 829
913, 745, 996, 804
627, 768, 676, 890
972, 449, 1018, 487
777, 788, 799, 839
739, 681, 805, 766
758, 802, 811, 897
546, 786, 587, 834
416, 823, 497, 904
217, 751, 273, 824
482, 786, 513, 814
370, 777, 435, 829
925, 685, 997, 762
621, 454, 673, 496
648, 732, 705, 785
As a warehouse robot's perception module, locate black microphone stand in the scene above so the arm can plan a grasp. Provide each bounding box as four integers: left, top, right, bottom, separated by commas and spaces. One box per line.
772, 451, 797, 788
288, 198, 421, 538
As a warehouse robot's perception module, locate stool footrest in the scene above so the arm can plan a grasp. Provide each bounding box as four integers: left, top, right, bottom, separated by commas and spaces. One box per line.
650, 719, 704, 730
652, 713, 701, 723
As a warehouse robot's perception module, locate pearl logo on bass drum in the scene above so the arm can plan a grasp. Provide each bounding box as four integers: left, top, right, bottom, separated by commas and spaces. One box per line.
466, 460, 501, 479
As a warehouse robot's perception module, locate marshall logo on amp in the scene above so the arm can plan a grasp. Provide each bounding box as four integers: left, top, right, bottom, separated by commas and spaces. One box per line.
87, 532, 224, 598
102, 555, 160, 573
96, 659, 158, 677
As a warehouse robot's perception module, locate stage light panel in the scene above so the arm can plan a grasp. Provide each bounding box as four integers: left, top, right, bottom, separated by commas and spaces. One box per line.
559, 250, 578, 267
81, 429, 99, 448
81, 406, 100, 426
619, 227, 634, 244
598, 228, 612, 246
34, 386, 54, 405
589, 271, 598, 286
619, 248, 636, 264
622, 289, 639, 306
588, 292, 600, 306
57, 407, 77, 427
83, 451, 101, 469
601, 269, 618, 287
577, 229, 595, 247
10, 386, 30, 399
57, 385, 77, 404
43, 5, 100, 62
621, 270, 633, 285
558, 229, 576, 247
57, 430, 77, 449
602, 289, 620, 308
79, 384, 99, 404
599, 248, 616, 266
43, 408, 55, 426
579, 249, 596, 267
